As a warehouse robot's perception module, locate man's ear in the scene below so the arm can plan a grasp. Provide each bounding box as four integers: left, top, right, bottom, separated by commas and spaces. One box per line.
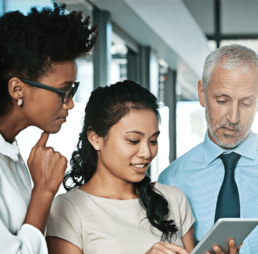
198, 80, 206, 107
87, 130, 102, 151
8, 77, 24, 102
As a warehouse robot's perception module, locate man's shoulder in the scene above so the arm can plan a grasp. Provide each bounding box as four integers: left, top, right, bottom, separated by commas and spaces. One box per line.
158, 142, 204, 184
170, 142, 204, 168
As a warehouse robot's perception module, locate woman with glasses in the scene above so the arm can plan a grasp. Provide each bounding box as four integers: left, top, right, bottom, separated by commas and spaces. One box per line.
0, 3, 97, 254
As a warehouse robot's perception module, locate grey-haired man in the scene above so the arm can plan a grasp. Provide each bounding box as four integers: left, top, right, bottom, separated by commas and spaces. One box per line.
159, 44, 258, 253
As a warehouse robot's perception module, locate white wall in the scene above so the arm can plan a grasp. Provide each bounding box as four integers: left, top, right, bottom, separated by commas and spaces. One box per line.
183, 0, 214, 35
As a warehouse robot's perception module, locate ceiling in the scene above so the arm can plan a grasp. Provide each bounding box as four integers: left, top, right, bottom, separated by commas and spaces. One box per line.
76, 0, 213, 100
59, 0, 258, 100
184, 0, 258, 39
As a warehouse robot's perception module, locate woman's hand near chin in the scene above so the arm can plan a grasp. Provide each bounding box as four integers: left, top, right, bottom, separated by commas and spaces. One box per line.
206, 239, 241, 254
23, 131, 67, 234
145, 242, 189, 254
27, 131, 67, 195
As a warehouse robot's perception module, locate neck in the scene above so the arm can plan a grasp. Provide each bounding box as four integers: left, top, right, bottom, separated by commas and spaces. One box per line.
0, 110, 30, 143
81, 170, 138, 200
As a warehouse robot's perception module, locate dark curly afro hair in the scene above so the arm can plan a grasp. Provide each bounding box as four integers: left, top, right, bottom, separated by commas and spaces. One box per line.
0, 2, 97, 116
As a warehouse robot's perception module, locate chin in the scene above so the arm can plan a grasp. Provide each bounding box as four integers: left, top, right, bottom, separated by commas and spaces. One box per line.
42, 124, 62, 134
49, 129, 61, 134
130, 174, 147, 183
217, 136, 242, 149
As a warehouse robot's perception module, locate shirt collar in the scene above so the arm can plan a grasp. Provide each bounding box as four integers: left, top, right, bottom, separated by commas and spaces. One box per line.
232, 130, 256, 160
203, 130, 256, 165
203, 131, 225, 165
0, 133, 20, 162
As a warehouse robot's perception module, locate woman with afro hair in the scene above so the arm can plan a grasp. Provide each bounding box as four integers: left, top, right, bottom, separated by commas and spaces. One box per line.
0, 3, 97, 254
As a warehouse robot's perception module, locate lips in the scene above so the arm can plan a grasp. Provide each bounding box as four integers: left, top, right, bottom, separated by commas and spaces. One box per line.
131, 164, 146, 168
58, 114, 68, 120
130, 163, 149, 173
58, 117, 66, 123
223, 127, 238, 132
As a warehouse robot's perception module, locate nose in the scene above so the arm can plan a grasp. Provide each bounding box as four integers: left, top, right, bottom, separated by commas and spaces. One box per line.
63, 97, 74, 110
137, 142, 152, 160
227, 102, 240, 125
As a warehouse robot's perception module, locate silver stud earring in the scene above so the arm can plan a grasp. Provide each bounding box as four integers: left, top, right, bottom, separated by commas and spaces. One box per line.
17, 99, 23, 106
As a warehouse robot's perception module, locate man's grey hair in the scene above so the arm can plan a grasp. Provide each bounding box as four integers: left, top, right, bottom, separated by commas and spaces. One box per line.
202, 44, 258, 92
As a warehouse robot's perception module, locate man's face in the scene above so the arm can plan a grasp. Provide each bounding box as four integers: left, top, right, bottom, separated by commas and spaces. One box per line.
198, 66, 258, 149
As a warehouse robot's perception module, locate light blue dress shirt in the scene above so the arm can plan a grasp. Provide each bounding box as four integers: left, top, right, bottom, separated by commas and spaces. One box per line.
158, 131, 258, 254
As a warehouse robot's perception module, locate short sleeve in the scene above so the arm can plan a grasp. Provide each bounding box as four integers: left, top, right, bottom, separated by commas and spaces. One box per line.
47, 195, 83, 250
176, 188, 195, 237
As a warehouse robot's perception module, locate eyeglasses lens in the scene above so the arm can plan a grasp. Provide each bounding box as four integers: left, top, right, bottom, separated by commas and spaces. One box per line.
63, 83, 79, 103
63, 89, 73, 103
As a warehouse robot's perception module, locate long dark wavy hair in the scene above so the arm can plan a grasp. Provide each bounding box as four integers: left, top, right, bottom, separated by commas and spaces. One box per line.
64, 80, 178, 242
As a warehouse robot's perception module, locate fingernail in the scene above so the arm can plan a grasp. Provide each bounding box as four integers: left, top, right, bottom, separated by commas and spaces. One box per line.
214, 246, 220, 251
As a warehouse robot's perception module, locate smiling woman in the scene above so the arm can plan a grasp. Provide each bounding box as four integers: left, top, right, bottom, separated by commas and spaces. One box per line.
46, 80, 195, 254
0, 2, 97, 254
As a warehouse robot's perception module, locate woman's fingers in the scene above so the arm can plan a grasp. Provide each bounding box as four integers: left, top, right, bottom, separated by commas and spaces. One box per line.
160, 242, 189, 254
27, 132, 67, 195
27, 132, 49, 164
157, 242, 177, 254
35, 131, 49, 147
145, 242, 189, 254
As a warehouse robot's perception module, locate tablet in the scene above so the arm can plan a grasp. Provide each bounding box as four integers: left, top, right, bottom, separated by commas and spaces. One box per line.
190, 218, 258, 254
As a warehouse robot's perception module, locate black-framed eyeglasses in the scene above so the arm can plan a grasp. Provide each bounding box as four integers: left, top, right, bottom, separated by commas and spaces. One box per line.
19, 78, 80, 104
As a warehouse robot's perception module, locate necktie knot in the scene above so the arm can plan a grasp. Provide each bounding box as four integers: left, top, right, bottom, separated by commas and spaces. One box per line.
219, 152, 241, 171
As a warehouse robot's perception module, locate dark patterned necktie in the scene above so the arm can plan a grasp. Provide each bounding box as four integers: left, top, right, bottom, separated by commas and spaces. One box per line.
214, 152, 241, 223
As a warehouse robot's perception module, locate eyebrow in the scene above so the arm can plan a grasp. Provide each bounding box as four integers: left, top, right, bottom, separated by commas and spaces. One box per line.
215, 94, 254, 100
240, 96, 255, 100
125, 130, 160, 137
57, 81, 75, 90
59, 81, 74, 86
215, 94, 230, 98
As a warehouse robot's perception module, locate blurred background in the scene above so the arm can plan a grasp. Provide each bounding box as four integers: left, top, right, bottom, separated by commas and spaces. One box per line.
3, 0, 258, 191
